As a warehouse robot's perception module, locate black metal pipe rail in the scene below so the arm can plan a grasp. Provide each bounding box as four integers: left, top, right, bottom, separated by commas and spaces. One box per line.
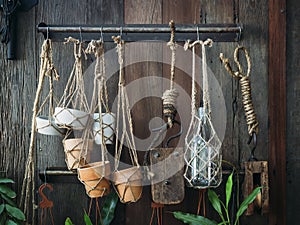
37, 23, 242, 42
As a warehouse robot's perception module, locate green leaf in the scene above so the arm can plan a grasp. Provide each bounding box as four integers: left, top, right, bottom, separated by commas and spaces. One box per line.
173, 211, 218, 225
225, 172, 233, 209
208, 189, 222, 217
84, 211, 93, 225
65, 217, 74, 225
0, 185, 16, 199
1, 194, 17, 207
5, 204, 25, 221
5, 219, 18, 225
0, 178, 14, 184
0, 204, 4, 214
235, 187, 262, 220
100, 191, 118, 225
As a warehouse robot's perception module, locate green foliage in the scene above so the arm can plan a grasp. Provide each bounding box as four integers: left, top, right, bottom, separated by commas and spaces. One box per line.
173, 172, 262, 225
65, 191, 119, 225
0, 177, 25, 225
173, 212, 217, 225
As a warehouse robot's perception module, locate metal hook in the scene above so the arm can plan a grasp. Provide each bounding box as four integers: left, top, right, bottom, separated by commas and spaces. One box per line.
119, 26, 123, 39
79, 26, 83, 42
100, 26, 103, 42
44, 168, 47, 184
196, 26, 200, 41
46, 27, 49, 40
248, 132, 257, 161
164, 120, 183, 148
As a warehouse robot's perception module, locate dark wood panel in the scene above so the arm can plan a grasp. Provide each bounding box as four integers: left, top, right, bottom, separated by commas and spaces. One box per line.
124, 1, 163, 224
268, 0, 286, 224
286, 0, 300, 224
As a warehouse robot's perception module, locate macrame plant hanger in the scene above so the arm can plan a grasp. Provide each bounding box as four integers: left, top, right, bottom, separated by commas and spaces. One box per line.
55, 37, 91, 171
220, 46, 269, 215
112, 35, 143, 203
77, 38, 112, 206
20, 38, 59, 224
184, 38, 222, 189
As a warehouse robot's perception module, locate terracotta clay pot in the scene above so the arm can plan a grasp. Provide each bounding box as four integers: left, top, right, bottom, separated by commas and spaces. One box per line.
78, 161, 111, 198
54, 107, 91, 130
63, 138, 93, 170
113, 166, 143, 203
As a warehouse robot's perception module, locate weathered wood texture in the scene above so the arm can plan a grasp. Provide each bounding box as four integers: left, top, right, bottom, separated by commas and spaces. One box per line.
286, 0, 300, 224
0, 0, 287, 225
268, 0, 287, 225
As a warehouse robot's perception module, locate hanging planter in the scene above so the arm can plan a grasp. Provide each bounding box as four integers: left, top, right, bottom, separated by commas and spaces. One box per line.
53, 37, 91, 130
111, 36, 143, 203
54, 107, 90, 130
113, 166, 142, 203
78, 161, 111, 198
36, 116, 66, 136
184, 39, 222, 189
63, 138, 93, 170
93, 112, 115, 145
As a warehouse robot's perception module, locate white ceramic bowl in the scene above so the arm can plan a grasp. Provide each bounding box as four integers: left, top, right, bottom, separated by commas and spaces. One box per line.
36, 116, 66, 136
53, 107, 91, 130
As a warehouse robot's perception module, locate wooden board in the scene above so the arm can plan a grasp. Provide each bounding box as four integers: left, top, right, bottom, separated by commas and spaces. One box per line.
286, 0, 300, 224
150, 147, 184, 204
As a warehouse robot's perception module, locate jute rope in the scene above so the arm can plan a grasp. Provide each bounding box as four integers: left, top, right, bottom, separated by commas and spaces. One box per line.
162, 20, 179, 128
20, 39, 59, 224
220, 46, 259, 135
112, 35, 139, 169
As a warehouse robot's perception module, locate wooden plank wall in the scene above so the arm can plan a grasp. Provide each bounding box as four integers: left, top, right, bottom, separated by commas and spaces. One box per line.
286, 0, 299, 224
0, 0, 278, 224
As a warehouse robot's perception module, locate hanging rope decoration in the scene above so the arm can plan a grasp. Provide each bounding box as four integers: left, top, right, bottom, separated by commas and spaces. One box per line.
112, 35, 142, 203
20, 39, 59, 224
219, 46, 259, 136
53, 37, 90, 131
162, 20, 179, 128
183, 38, 222, 189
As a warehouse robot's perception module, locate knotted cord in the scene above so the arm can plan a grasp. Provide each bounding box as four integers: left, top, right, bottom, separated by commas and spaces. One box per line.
220, 46, 259, 136
20, 39, 59, 224
113, 35, 139, 170
162, 20, 179, 128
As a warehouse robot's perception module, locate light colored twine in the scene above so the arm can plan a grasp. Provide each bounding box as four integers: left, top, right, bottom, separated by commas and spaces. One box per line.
112, 36, 139, 170
20, 39, 59, 224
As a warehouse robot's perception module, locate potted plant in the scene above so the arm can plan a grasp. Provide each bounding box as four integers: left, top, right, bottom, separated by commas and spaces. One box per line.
0, 177, 26, 224
173, 172, 261, 225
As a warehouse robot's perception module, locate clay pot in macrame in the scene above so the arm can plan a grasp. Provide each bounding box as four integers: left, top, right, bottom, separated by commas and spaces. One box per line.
36, 116, 67, 136
63, 138, 93, 170
78, 161, 111, 198
93, 112, 115, 145
54, 107, 91, 130
113, 167, 143, 203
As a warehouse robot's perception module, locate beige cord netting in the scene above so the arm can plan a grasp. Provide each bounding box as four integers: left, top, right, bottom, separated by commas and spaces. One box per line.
76, 39, 113, 198
112, 36, 142, 203
53, 37, 90, 132
20, 39, 59, 224
183, 39, 222, 189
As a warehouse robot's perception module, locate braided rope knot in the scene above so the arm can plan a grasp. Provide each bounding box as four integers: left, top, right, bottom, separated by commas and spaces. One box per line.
162, 88, 179, 127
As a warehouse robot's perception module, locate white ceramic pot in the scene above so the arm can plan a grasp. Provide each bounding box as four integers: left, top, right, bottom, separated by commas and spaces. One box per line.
53, 107, 91, 130
36, 116, 66, 136
93, 113, 115, 145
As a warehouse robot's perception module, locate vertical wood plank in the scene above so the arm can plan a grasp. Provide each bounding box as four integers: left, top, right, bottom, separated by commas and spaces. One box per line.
286, 0, 300, 224
268, 0, 286, 224
162, 1, 200, 224
124, 1, 162, 225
